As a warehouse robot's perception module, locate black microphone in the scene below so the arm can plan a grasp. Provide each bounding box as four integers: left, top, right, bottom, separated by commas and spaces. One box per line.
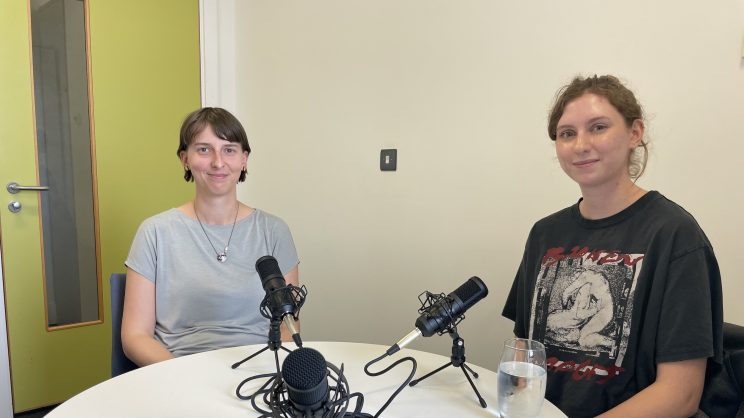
256, 255, 303, 347
282, 347, 330, 415
280, 347, 372, 418
386, 276, 488, 356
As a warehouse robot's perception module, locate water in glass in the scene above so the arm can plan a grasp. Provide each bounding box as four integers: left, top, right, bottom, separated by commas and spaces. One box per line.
497, 338, 546, 418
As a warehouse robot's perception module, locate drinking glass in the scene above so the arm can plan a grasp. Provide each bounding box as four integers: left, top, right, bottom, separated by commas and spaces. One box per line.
497, 338, 547, 418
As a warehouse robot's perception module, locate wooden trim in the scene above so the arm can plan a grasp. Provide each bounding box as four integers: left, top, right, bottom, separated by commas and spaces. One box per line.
83, 0, 105, 329
48, 319, 102, 332
45, 0, 103, 332
27, 0, 103, 331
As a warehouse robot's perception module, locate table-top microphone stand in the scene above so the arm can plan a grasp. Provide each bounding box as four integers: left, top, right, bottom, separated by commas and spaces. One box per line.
408, 329, 487, 408
231, 318, 291, 374
232, 283, 306, 374
232, 318, 291, 402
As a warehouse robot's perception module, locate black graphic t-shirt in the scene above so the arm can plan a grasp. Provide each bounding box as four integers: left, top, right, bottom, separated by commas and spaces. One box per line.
502, 191, 723, 418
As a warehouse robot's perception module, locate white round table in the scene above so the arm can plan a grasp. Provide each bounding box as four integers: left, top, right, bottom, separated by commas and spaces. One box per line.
48, 341, 566, 417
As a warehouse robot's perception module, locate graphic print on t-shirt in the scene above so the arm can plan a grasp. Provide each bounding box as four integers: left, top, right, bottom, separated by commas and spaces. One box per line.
529, 246, 643, 368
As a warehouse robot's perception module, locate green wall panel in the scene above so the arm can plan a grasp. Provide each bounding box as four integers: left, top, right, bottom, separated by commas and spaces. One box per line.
1, 0, 200, 411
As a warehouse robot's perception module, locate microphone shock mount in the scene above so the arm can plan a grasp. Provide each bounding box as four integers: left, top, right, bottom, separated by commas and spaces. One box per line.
259, 284, 307, 322
417, 291, 463, 335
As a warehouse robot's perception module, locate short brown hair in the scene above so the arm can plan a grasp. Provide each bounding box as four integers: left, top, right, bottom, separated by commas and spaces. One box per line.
177, 107, 251, 182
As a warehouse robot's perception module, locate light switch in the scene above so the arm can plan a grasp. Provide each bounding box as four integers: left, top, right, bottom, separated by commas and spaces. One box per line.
380, 149, 397, 171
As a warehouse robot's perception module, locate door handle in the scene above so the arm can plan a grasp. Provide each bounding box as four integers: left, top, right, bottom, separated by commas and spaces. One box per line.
6, 182, 49, 194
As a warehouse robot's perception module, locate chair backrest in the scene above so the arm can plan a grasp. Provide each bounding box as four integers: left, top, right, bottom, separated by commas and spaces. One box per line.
110, 273, 138, 377
724, 323, 744, 417
699, 322, 744, 418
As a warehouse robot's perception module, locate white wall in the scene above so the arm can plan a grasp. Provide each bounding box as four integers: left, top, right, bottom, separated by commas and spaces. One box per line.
203, 0, 744, 371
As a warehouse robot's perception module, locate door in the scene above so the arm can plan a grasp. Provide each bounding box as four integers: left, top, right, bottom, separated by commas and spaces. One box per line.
0, 0, 106, 412
1, 0, 200, 412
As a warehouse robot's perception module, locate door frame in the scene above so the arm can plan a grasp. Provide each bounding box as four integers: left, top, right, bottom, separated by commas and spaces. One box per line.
199, 0, 235, 109
1, 249, 13, 418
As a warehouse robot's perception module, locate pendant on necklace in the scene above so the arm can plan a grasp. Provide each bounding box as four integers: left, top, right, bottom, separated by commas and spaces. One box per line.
217, 246, 229, 263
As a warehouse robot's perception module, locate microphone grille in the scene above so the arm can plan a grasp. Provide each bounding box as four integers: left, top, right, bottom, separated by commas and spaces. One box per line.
452, 276, 488, 309
282, 347, 327, 391
255, 255, 281, 279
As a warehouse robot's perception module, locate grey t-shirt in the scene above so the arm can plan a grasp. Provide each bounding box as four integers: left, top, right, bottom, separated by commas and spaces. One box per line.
125, 208, 299, 357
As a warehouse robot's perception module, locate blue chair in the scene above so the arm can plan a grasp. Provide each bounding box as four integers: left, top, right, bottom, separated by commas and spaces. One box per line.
110, 272, 139, 377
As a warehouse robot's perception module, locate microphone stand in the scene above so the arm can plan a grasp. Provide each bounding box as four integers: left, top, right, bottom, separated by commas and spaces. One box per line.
233, 284, 307, 403
232, 318, 292, 403
233, 284, 306, 373
232, 318, 292, 374
408, 329, 487, 408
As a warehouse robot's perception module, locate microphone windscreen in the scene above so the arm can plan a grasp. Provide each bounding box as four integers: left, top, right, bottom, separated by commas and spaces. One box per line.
282, 347, 328, 407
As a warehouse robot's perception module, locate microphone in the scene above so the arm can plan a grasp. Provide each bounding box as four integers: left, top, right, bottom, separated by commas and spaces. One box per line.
386, 276, 488, 356
280, 347, 372, 417
282, 347, 330, 415
282, 347, 330, 416
256, 255, 303, 347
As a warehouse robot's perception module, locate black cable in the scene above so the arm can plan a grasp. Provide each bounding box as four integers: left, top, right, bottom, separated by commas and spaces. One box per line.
236, 372, 278, 401
363, 352, 417, 418
335, 392, 366, 417
326, 363, 370, 417
249, 373, 283, 417
239, 360, 367, 417
327, 363, 350, 416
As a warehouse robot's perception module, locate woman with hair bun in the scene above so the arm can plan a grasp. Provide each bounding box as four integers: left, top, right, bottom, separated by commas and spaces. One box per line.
502, 75, 723, 417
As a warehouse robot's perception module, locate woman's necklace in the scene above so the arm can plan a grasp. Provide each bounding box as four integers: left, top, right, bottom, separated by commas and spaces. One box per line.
193, 201, 239, 263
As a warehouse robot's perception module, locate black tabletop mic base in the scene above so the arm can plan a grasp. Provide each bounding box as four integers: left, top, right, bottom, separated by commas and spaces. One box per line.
408, 330, 487, 409
231, 318, 292, 370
